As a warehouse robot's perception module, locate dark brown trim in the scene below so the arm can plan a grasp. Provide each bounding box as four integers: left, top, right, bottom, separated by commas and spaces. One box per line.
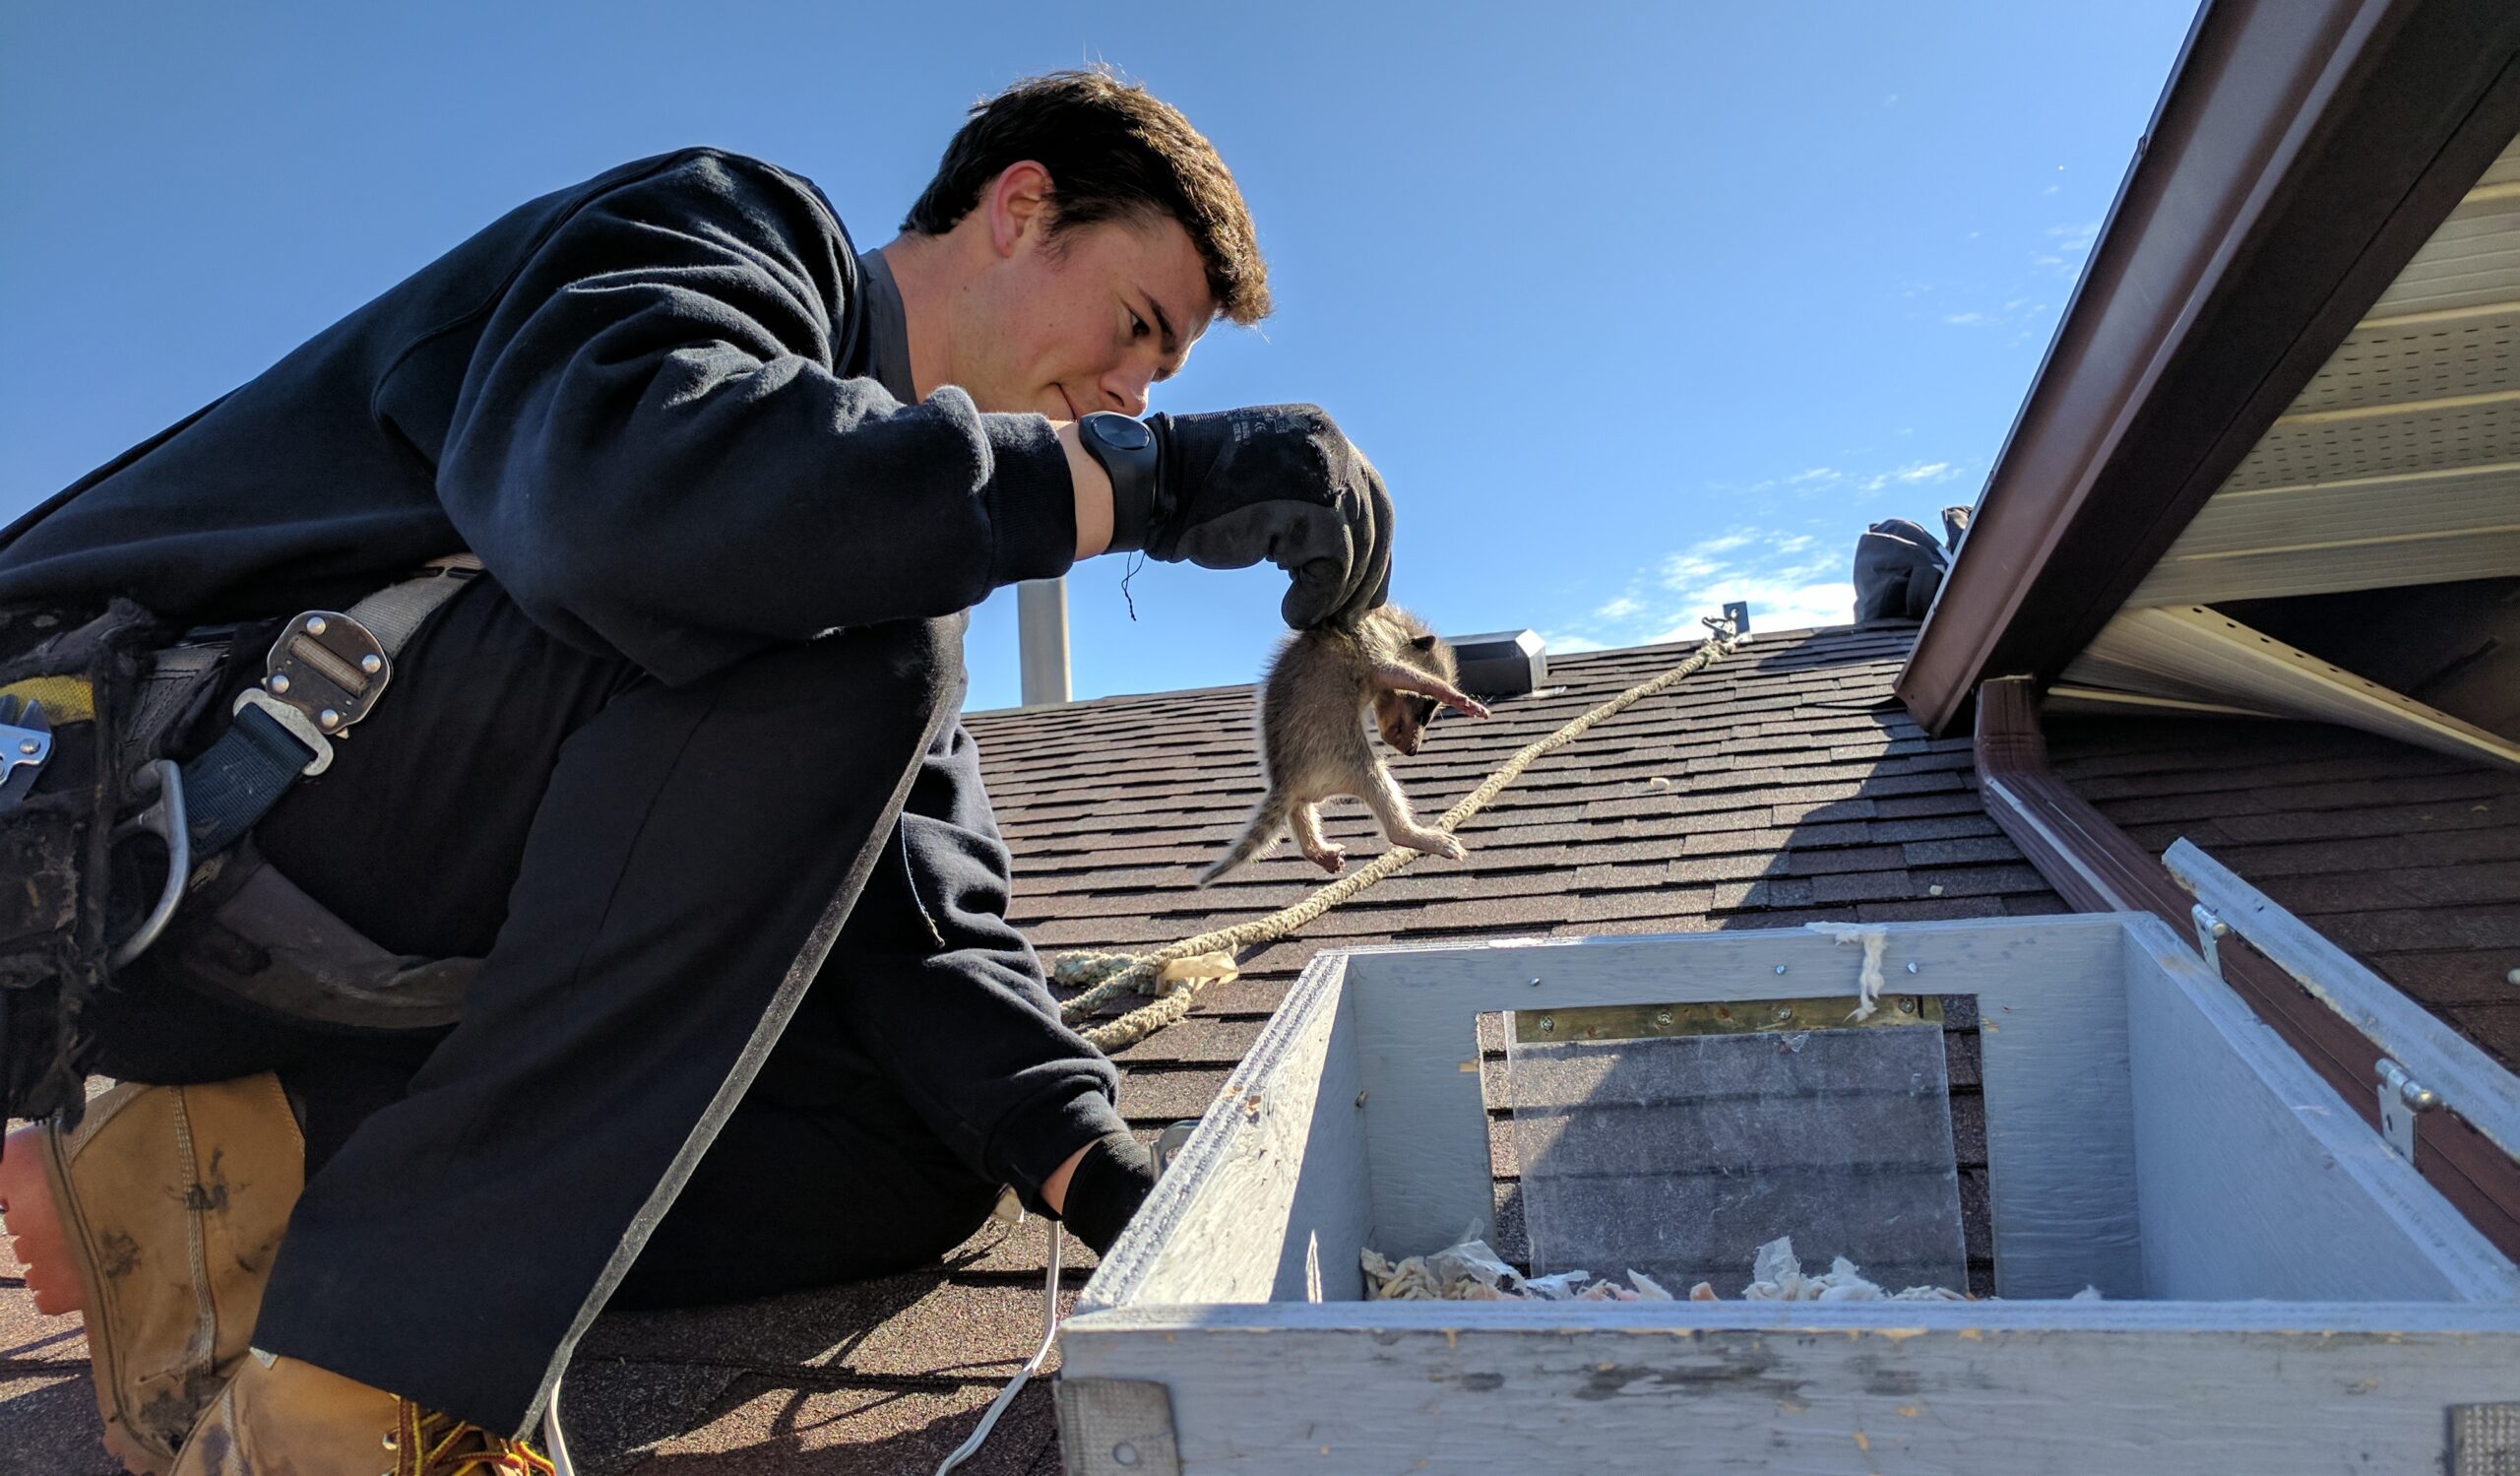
1899, 0, 2520, 736
1973, 677, 2520, 1262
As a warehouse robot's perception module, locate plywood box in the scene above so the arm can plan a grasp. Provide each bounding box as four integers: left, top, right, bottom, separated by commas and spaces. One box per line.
1057, 913, 2520, 1475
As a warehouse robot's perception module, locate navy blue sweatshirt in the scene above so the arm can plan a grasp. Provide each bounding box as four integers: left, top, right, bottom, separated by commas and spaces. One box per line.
0, 148, 1124, 1200
0, 147, 1079, 684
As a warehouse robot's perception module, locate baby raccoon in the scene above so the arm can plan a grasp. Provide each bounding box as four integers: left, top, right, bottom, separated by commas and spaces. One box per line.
1198, 605, 1491, 886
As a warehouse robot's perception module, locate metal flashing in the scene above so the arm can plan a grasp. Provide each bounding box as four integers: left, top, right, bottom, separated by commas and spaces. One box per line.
1897, 0, 2520, 734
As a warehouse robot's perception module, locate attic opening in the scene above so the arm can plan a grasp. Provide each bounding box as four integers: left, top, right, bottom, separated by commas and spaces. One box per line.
2220, 578, 2520, 741
1473, 999, 1995, 1299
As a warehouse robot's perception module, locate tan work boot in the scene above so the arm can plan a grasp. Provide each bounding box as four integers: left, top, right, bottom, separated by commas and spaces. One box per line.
170, 1352, 554, 1476
0, 1074, 303, 1474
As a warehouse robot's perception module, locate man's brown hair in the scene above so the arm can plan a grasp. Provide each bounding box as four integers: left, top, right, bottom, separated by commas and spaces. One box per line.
904, 69, 1271, 325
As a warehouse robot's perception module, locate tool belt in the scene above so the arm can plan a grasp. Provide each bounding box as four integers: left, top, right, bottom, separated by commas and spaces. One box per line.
0, 556, 481, 1127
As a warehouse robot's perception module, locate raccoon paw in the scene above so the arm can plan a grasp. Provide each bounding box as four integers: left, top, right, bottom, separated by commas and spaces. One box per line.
1401, 830, 1466, 862
1302, 842, 1348, 873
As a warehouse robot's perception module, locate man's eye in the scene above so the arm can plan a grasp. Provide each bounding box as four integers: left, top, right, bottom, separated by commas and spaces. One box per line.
1128, 311, 1150, 340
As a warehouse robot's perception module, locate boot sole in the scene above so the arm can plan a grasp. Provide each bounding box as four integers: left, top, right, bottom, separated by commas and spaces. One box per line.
0, 1114, 174, 1476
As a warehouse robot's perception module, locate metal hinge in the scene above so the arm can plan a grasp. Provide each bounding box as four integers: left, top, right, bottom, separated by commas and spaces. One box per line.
2189, 903, 2229, 978
1057, 1379, 1182, 1475
2375, 1057, 2441, 1164
2449, 1401, 2520, 1476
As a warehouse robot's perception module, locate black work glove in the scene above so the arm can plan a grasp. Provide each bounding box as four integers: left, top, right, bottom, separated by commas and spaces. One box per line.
1124, 405, 1395, 630
1058, 1129, 1158, 1256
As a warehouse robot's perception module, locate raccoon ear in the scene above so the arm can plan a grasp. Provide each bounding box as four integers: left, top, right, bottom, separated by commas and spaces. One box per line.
1412, 633, 1437, 653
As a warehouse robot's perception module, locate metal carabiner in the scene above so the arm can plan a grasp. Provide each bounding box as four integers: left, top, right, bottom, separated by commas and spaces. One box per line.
108, 759, 191, 969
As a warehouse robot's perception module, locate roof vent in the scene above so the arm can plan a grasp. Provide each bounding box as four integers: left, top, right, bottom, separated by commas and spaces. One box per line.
1448, 629, 1546, 699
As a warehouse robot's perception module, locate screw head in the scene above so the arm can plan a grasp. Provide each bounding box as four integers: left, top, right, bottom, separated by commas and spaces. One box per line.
2507, 968, 2520, 986
1538, 1015, 1555, 1033
1528, 977, 1543, 989
304, 615, 327, 636
268, 674, 290, 695
359, 652, 383, 674
1654, 1009, 1672, 1026
1773, 963, 1788, 976
1898, 996, 1918, 1014
318, 709, 342, 731
1774, 1004, 1794, 1022
16, 738, 33, 755
1906, 961, 1921, 975
1112, 1442, 1141, 1468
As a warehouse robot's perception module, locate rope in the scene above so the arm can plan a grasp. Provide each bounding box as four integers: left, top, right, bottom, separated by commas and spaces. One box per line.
1054, 615, 1744, 1051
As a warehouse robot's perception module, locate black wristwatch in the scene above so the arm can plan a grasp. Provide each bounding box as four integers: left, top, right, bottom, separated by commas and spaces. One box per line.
1076, 411, 1163, 553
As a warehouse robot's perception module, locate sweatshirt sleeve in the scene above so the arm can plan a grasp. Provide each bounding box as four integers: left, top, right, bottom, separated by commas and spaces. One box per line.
807, 720, 1125, 1203
431, 151, 1077, 684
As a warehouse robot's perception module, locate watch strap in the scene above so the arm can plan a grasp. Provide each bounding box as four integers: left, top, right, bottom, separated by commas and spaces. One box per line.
1078, 412, 1161, 554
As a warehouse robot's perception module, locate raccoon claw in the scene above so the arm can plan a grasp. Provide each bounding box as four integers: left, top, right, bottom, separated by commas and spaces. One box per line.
1303, 844, 1349, 874
1403, 831, 1467, 862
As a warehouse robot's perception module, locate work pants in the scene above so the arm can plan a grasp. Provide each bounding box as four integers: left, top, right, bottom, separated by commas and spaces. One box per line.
87, 578, 1119, 1436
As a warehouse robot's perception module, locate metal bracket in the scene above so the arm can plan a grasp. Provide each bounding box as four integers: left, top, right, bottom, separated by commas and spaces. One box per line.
2449, 1402, 2520, 1476
2189, 903, 2229, 978
1149, 1120, 1198, 1180
1722, 600, 1750, 636
2375, 1057, 2441, 1164
263, 610, 390, 736
1056, 1379, 1182, 1475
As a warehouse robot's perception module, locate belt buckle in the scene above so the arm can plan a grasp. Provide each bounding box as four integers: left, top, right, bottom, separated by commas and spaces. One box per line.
262, 611, 390, 738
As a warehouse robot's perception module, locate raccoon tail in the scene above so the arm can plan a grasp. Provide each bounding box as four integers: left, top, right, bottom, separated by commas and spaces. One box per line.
1197, 792, 1292, 887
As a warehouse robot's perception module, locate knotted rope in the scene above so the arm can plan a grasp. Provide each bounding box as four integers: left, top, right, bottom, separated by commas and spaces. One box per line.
1053, 616, 1744, 1052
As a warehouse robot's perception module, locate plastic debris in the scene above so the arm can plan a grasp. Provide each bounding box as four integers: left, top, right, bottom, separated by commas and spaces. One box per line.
1360, 1231, 1985, 1304
1736, 1235, 1971, 1302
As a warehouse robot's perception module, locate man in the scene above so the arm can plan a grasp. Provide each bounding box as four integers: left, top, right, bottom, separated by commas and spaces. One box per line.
0, 71, 1396, 1471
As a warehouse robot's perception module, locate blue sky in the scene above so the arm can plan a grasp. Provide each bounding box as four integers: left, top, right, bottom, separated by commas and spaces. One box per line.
0, 1, 2200, 712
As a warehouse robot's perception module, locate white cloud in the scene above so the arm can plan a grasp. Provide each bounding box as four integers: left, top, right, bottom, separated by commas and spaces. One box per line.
1538, 631, 1608, 655
1858, 460, 1957, 492
1594, 594, 1646, 621
1943, 311, 1989, 326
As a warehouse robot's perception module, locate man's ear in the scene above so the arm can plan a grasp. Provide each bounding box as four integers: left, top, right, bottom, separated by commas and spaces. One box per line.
986, 160, 1057, 260
1412, 633, 1437, 653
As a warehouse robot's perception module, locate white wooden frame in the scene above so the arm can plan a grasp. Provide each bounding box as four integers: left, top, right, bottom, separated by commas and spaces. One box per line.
1061, 914, 2520, 1475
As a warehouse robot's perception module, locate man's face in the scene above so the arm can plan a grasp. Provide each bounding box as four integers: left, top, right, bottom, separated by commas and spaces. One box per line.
955, 176, 1216, 419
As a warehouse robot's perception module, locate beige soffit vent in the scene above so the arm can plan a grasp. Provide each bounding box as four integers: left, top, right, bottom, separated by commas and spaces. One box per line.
2058, 606, 2520, 768
2055, 129, 2520, 765
2124, 132, 2520, 610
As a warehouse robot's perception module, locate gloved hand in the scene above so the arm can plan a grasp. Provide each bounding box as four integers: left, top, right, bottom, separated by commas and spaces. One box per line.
1125, 405, 1395, 630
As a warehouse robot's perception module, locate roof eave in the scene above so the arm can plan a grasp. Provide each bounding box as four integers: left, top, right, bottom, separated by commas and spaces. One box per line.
1895, 0, 2520, 736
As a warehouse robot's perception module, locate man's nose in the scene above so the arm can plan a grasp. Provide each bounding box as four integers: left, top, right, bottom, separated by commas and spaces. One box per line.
1100, 365, 1154, 417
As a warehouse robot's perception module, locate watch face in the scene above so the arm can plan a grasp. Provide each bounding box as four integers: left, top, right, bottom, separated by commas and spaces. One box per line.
1089, 413, 1153, 450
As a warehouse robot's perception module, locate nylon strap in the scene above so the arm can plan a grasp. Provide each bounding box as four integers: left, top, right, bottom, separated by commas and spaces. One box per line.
180, 555, 482, 856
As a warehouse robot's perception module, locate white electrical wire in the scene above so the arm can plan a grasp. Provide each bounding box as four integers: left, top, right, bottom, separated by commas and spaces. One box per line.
935, 1217, 1065, 1475
543, 1375, 577, 1476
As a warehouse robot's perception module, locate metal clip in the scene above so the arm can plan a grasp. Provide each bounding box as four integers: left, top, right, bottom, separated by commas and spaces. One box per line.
1150, 1120, 1198, 1180
0, 694, 54, 810
2375, 1057, 2440, 1163
2190, 903, 2229, 978
231, 689, 335, 776
263, 611, 390, 737
108, 759, 190, 968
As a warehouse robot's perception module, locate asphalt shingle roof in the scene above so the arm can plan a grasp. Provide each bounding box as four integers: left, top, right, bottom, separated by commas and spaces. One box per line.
9, 619, 2516, 1473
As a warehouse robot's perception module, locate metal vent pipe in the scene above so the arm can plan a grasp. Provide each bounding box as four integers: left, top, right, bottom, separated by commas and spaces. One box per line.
1017, 578, 1071, 707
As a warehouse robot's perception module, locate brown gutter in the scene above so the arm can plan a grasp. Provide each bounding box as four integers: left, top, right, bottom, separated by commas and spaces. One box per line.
1974, 676, 2520, 1261
1898, 0, 2520, 737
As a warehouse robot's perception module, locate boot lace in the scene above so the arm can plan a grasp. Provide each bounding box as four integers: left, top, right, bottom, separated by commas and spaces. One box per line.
397, 1400, 558, 1476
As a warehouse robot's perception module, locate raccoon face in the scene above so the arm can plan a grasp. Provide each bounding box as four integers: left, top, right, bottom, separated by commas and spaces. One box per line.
1374, 690, 1440, 756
